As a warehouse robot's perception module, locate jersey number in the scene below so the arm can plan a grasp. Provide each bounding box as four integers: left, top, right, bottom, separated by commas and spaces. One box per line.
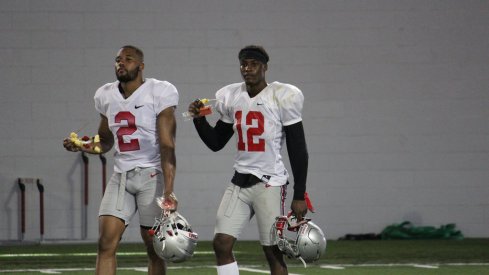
115, 111, 140, 152
235, 111, 265, 152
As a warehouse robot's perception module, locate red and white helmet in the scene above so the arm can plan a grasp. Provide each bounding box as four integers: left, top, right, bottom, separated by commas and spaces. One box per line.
150, 212, 198, 263
271, 214, 326, 266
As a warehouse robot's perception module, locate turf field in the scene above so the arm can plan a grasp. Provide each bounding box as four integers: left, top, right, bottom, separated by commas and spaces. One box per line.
0, 239, 488, 274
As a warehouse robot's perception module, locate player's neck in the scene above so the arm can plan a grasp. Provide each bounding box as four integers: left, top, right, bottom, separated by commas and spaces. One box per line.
120, 78, 144, 98
246, 81, 267, 98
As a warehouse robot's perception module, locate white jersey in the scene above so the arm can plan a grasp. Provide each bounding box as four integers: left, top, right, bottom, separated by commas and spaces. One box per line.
94, 78, 179, 173
215, 81, 304, 186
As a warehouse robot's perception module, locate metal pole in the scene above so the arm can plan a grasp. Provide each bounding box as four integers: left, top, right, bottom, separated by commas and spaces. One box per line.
81, 152, 89, 240
17, 178, 26, 241
36, 179, 45, 242
100, 154, 107, 196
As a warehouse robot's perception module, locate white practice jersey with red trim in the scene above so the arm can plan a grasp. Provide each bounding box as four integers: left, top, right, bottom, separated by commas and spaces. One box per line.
215, 81, 304, 186
94, 78, 179, 173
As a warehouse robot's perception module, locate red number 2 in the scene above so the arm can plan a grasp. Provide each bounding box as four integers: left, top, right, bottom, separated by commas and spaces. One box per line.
235, 111, 265, 152
114, 111, 140, 152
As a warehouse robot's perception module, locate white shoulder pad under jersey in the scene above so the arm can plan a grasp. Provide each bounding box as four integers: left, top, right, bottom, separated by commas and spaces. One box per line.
94, 78, 179, 172
214, 81, 304, 186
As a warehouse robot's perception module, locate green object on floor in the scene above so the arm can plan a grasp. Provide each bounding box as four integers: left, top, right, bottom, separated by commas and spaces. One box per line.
381, 221, 464, 240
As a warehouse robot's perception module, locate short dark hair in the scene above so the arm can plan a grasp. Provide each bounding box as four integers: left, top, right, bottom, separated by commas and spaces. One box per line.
120, 45, 144, 62
238, 45, 269, 64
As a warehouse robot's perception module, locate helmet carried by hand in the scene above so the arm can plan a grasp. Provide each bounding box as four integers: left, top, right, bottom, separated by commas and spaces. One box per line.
271, 215, 326, 265
151, 212, 198, 263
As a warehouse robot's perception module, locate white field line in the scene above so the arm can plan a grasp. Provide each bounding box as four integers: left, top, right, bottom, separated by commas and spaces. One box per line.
0, 251, 215, 257
320, 263, 489, 269
321, 265, 345, 269
239, 267, 302, 275
413, 264, 439, 269
0, 266, 302, 274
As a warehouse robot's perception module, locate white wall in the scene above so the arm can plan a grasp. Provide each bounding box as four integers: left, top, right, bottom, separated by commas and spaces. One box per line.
1, 0, 488, 243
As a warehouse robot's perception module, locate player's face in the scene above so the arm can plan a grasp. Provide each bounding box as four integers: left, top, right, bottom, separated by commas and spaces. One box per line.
240, 59, 267, 86
115, 48, 142, 83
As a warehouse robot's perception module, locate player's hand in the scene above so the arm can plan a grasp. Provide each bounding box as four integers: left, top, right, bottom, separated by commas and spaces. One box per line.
63, 138, 80, 152
291, 199, 308, 221
63, 133, 102, 154
187, 99, 205, 118
160, 192, 178, 212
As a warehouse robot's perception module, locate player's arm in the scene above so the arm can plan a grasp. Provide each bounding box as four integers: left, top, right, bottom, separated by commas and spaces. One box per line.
157, 106, 178, 210
62, 114, 113, 154
97, 114, 114, 153
193, 117, 234, 151
285, 121, 309, 220
188, 99, 234, 151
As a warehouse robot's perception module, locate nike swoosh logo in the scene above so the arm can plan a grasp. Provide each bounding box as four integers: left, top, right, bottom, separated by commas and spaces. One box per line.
135, 105, 144, 109
150, 172, 159, 178
257, 103, 264, 106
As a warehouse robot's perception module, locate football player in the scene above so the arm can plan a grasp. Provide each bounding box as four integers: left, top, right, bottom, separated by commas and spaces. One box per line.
187, 45, 309, 275
63, 45, 178, 275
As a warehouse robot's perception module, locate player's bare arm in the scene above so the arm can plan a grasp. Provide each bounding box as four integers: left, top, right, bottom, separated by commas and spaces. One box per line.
285, 121, 309, 221
97, 115, 114, 153
157, 106, 178, 210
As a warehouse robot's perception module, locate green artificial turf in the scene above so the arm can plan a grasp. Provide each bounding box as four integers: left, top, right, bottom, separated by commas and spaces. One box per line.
1, 239, 488, 274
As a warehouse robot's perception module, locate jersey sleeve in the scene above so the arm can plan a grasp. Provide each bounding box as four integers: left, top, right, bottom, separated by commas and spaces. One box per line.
278, 84, 304, 126
154, 81, 179, 114
93, 84, 111, 116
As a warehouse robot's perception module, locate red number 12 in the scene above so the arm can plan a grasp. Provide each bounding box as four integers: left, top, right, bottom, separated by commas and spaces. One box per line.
235, 111, 265, 152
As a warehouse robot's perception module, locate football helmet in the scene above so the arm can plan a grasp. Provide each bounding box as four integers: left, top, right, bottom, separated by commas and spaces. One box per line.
150, 212, 198, 263
271, 215, 326, 266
